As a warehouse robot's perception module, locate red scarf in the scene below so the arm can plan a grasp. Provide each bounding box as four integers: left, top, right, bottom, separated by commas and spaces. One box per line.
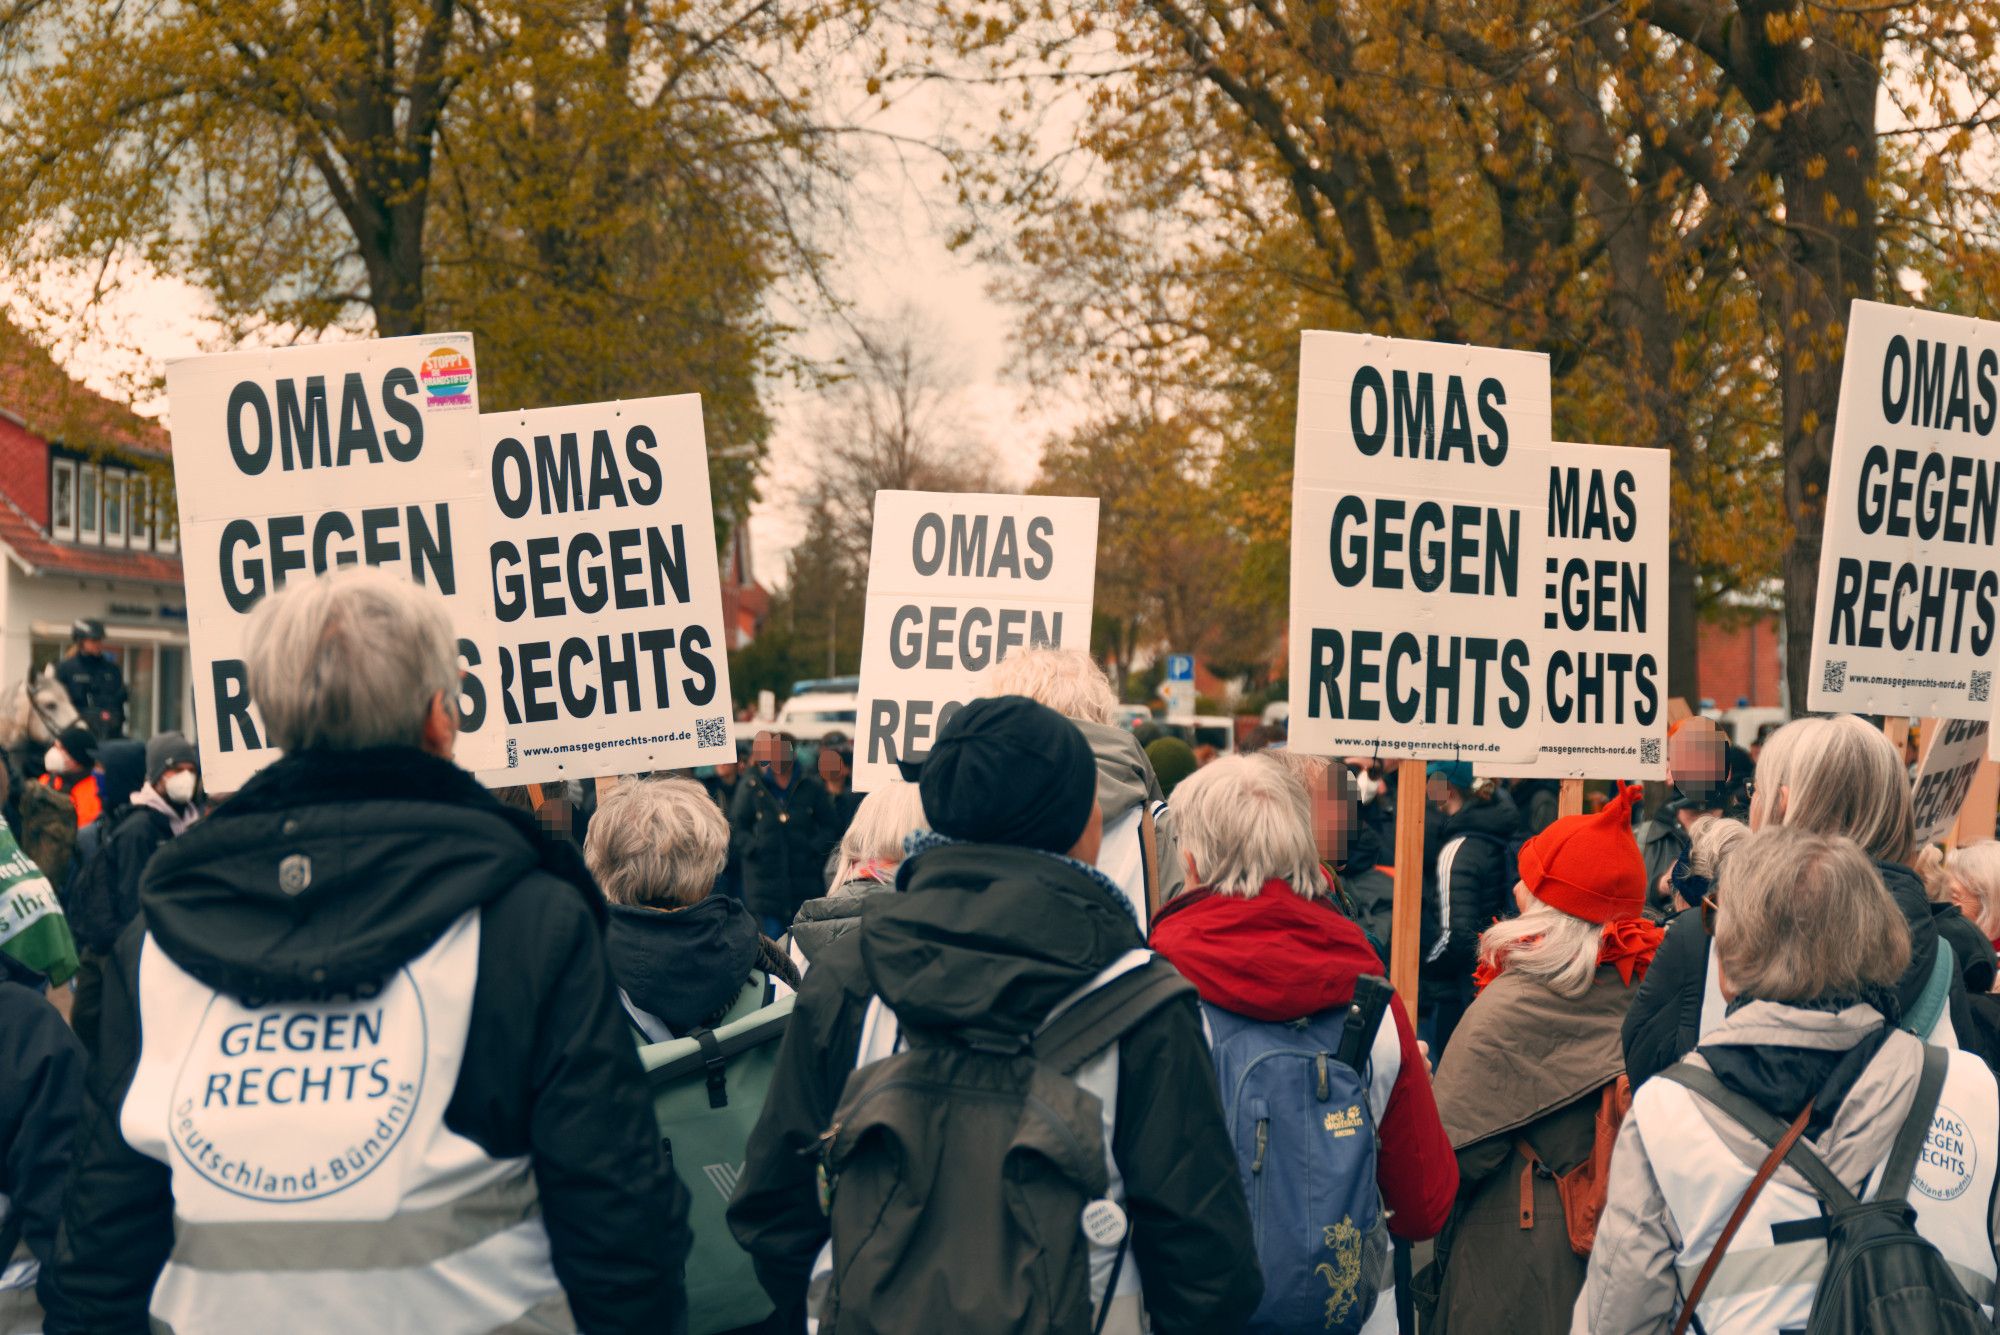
1472, 914, 1665, 992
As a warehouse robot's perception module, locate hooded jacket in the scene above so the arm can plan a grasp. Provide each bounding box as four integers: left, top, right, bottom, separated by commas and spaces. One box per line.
1424, 791, 1522, 980
786, 877, 894, 969
1149, 881, 1456, 1241
727, 841, 1262, 1333
0, 981, 83, 1334
728, 767, 837, 925
1337, 818, 1440, 966
1577, 1001, 2000, 1335
39, 747, 690, 1335
1075, 718, 1185, 908
605, 895, 796, 1038
1622, 858, 1983, 1089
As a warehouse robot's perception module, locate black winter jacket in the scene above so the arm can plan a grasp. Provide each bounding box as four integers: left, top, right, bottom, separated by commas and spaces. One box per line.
726, 842, 1263, 1333
605, 895, 797, 1037
1422, 792, 1521, 981
0, 982, 83, 1269
728, 769, 837, 925
39, 747, 690, 1334
1622, 859, 1987, 1089
1336, 819, 1439, 967
62, 803, 170, 956
54, 653, 124, 739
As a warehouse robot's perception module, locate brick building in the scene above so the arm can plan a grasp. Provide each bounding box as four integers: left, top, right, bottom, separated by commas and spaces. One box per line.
0, 325, 187, 736
1697, 596, 1786, 709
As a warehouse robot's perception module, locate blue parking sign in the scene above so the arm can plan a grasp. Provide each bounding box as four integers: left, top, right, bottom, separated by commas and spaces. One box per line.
1166, 654, 1194, 683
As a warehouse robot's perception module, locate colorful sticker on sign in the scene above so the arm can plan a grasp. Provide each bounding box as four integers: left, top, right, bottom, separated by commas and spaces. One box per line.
419, 346, 475, 409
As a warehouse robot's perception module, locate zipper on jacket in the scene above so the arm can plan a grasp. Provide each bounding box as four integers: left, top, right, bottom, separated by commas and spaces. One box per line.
1316, 1052, 1330, 1101
1251, 1118, 1268, 1174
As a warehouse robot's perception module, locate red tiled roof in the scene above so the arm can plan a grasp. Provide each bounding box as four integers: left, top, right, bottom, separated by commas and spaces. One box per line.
0, 493, 182, 586
0, 319, 168, 457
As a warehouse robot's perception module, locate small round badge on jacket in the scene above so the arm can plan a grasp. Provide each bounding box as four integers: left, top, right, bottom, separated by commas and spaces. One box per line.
1080, 1198, 1127, 1247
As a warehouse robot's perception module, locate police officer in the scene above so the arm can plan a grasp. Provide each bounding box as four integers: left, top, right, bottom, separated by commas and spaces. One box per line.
54, 619, 125, 739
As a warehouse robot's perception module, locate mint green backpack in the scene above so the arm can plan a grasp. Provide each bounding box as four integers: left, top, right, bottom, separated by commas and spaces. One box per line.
637, 975, 794, 1335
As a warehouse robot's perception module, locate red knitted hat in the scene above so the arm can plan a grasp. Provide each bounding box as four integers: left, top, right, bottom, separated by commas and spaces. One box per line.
1517, 785, 1647, 924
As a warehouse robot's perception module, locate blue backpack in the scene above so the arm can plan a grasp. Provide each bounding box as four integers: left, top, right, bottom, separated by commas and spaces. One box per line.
1203, 976, 1395, 1335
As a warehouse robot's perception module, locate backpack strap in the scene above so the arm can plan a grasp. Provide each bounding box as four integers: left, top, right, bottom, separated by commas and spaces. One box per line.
1660, 1063, 1860, 1212
1904, 942, 1955, 1039
1139, 801, 1163, 924
1335, 974, 1394, 1073
1033, 958, 1196, 1076
1878, 1044, 1949, 1206
1669, 1097, 1816, 1335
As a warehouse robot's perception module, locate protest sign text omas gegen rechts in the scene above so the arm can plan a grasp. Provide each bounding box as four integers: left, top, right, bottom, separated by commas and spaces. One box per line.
481, 395, 734, 782
1810, 299, 2000, 722
1487, 442, 1668, 781
854, 491, 1098, 790
169, 336, 506, 791
1290, 332, 1551, 762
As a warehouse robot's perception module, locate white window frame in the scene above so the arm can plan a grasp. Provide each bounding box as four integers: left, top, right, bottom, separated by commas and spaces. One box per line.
154, 478, 177, 555
129, 473, 150, 549
103, 469, 127, 547
77, 464, 99, 541
50, 458, 76, 542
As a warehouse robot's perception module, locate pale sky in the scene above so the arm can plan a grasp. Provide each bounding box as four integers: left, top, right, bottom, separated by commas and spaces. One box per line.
11, 75, 1075, 595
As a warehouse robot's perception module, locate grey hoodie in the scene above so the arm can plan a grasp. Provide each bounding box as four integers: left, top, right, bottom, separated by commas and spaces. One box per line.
1073, 718, 1184, 906
1574, 1001, 2000, 1334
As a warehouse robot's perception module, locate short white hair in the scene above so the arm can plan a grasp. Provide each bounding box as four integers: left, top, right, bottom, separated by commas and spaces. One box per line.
1947, 841, 2000, 937
982, 648, 1118, 725
584, 778, 727, 908
831, 782, 928, 891
245, 566, 459, 752
1474, 892, 1607, 999
1687, 815, 1749, 881
1170, 754, 1325, 897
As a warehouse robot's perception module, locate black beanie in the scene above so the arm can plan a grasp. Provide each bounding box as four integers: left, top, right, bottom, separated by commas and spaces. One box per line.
56, 724, 97, 771
916, 695, 1098, 854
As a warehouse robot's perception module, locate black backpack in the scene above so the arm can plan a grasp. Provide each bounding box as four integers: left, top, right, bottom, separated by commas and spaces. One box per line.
1665, 1045, 1991, 1335
817, 959, 1195, 1335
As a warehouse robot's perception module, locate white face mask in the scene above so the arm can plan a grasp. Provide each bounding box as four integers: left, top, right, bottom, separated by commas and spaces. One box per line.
163, 771, 198, 806
44, 746, 71, 777
1353, 770, 1382, 804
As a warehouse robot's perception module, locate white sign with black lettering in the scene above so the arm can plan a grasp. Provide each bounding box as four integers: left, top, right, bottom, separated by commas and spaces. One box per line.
167, 337, 504, 791
1914, 718, 1990, 845
1809, 300, 2000, 720
1486, 443, 1668, 780
1290, 332, 1552, 762
854, 491, 1099, 791
479, 396, 733, 783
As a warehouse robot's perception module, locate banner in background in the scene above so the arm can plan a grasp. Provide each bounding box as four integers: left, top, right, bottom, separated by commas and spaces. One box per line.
853, 491, 1099, 791
168, 336, 504, 791
1810, 299, 2000, 720
1916, 718, 1991, 842
1289, 331, 1552, 762
478, 395, 734, 784
1485, 442, 1669, 780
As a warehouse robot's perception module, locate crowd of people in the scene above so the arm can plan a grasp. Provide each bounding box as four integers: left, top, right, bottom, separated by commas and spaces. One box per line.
3, 567, 1999, 1334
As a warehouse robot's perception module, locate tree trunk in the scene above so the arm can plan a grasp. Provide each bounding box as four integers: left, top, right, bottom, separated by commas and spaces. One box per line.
1668, 547, 1701, 704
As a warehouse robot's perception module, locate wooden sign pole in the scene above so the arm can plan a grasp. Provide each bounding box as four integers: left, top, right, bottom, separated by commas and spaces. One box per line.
1882, 715, 1909, 752
1558, 778, 1585, 819
1390, 758, 1427, 1015
1950, 757, 2000, 851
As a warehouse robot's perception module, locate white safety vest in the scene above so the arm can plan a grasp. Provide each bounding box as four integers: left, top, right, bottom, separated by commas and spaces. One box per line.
1633, 1048, 2000, 1333
808, 949, 1154, 1335
121, 913, 573, 1334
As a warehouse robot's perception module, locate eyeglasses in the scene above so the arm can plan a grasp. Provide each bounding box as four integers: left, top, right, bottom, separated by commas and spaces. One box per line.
1702, 892, 1721, 937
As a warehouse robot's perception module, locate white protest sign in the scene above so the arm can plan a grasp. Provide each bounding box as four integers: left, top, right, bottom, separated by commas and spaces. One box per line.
1485, 443, 1669, 780
1289, 332, 1551, 762
1809, 300, 2000, 719
167, 337, 504, 791
1916, 718, 1990, 844
854, 491, 1099, 790
478, 396, 734, 784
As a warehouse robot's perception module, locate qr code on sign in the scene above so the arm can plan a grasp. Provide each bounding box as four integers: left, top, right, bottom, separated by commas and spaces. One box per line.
1974, 671, 1993, 704
695, 715, 728, 749
1639, 738, 1661, 767
1822, 660, 1847, 695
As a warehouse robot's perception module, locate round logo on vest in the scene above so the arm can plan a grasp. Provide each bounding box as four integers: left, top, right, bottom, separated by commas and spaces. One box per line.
169, 971, 428, 1203
1913, 1103, 1977, 1203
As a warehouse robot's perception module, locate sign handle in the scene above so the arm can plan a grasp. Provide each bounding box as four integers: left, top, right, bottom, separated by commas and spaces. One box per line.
1390, 758, 1426, 1016
1950, 757, 2000, 851
1558, 778, 1585, 819
1882, 715, 1909, 751
527, 783, 544, 808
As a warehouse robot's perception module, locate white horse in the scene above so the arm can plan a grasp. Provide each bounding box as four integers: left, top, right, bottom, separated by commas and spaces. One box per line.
0, 664, 81, 758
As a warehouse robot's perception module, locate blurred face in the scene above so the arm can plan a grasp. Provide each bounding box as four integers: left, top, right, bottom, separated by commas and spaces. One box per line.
1668, 721, 1728, 801
751, 730, 793, 772
818, 750, 849, 787
80, 637, 104, 656
1309, 767, 1357, 864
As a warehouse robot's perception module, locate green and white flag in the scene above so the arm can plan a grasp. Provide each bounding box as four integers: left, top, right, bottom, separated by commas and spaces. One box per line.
0, 828, 77, 984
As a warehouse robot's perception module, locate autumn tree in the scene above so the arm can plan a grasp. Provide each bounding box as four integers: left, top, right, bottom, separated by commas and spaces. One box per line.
0, 0, 862, 529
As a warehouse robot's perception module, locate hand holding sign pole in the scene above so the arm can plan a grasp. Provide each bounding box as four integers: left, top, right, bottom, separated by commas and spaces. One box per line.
1289, 332, 1553, 1015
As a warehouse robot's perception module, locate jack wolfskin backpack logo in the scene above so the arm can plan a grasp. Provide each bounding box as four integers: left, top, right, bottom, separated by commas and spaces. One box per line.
169, 971, 427, 1203
278, 854, 312, 896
